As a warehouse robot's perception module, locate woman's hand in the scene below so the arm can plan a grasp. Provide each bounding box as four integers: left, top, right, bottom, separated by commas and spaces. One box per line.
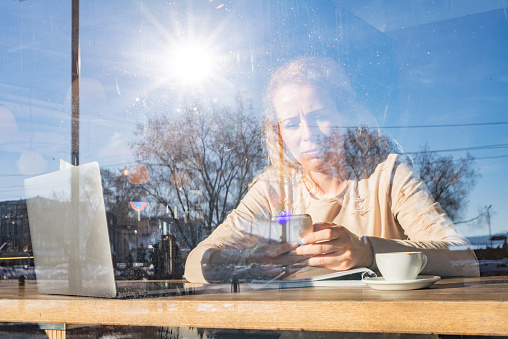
246, 240, 299, 265
246, 240, 306, 279
295, 222, 373, 271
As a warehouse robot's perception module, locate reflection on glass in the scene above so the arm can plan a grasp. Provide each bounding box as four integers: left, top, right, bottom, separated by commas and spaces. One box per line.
0, 1, 507, 289
185, 57, 480, 284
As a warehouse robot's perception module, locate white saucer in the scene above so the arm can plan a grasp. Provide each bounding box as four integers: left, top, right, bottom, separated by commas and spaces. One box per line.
362, 275, 441, 291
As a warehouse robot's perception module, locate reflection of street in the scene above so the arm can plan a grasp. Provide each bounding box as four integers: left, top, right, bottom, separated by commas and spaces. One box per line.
0, 265, 35, 280
0, 250, 35, 280
152, 235, 183, 279
112, 235, 184, 280
471, 234, 508, 276
0, 323, 210, 338
479, 259, 508, 276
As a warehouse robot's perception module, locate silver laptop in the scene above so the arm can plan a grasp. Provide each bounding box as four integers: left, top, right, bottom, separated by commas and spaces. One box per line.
24, 161, 188, 298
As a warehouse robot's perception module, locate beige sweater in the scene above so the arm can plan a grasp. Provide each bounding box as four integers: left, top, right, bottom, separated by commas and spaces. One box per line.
185, 154, 479, 283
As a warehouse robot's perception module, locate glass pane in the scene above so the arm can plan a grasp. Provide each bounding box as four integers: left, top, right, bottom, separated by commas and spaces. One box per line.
1, 0, 507, 294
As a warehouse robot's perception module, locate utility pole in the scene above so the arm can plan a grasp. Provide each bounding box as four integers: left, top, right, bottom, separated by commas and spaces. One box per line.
71, 0, 80, 166
486, 205, 492, 247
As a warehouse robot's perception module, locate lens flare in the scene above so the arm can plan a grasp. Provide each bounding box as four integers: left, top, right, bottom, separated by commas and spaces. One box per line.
168, 42, 217, 86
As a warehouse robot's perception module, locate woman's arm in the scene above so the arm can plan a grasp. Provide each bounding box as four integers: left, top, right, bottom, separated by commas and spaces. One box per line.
374, 159, 479, 277
295, 157, 479, 278
184, 172, 306, 283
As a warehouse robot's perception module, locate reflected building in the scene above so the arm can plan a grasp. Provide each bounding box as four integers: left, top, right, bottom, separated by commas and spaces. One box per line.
0, 200, 31, 253
0, 195, 197, 278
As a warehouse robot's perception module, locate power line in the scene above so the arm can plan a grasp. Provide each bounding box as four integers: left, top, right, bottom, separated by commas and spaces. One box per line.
378, 121, 508, 129
419, 154, 508, 164
455, 212, 485, 225
329, 121, 508, 129
403, 143, 508, 155
475, 155, 508, 161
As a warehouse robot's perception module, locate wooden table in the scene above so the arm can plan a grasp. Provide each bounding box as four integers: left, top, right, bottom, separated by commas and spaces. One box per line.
1, 276, 508, 337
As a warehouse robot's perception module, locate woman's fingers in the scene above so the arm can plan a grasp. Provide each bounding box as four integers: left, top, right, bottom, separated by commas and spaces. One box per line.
296, 223, 350, 256
305, 251, 353, 271
262, 242, 298, 258
294, 223, 374, 270
270, 252, 307, 266
294, 239, 339, 256
302, 223, 344, 244
271, 242, 299, 257
248, 241, 302, 265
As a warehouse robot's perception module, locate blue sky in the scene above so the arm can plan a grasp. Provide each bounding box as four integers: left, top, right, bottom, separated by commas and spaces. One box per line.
0, 0, 507, 238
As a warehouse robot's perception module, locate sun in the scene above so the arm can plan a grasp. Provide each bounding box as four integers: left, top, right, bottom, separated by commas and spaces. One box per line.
128, 6, 232, 100
169, 42, 217, 85
166, 40, 218, 87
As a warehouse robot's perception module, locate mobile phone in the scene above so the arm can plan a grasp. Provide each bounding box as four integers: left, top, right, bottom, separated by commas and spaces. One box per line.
273, 213, 313, 244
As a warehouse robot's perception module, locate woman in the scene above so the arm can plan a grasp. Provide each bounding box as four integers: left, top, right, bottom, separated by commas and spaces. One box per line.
184, 57, 478, 283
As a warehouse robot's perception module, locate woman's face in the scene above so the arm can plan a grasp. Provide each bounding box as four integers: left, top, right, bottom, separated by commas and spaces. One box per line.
273, 84, 343, 173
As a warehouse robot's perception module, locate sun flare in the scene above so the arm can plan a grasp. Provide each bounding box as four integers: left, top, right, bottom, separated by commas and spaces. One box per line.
167, 41, 217, 86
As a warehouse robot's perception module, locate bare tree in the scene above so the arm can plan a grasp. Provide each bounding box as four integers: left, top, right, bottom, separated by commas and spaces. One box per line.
412, 145, 480, 221
342, 127, 397, 180
130, 97, 266, 249
101, 168, 140, 227
337, 128, 479, 222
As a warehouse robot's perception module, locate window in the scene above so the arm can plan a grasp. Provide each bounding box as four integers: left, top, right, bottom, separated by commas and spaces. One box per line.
1, 0, 506, 283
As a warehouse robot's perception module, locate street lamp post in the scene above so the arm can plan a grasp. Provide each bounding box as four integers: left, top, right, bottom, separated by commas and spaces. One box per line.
134, 230, 138, 260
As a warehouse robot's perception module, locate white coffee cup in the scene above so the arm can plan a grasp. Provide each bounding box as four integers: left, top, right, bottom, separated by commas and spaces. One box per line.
375, 252, 428, 281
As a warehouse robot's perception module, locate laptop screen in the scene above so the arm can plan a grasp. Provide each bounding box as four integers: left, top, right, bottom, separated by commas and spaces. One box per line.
25, 162, 117, 298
